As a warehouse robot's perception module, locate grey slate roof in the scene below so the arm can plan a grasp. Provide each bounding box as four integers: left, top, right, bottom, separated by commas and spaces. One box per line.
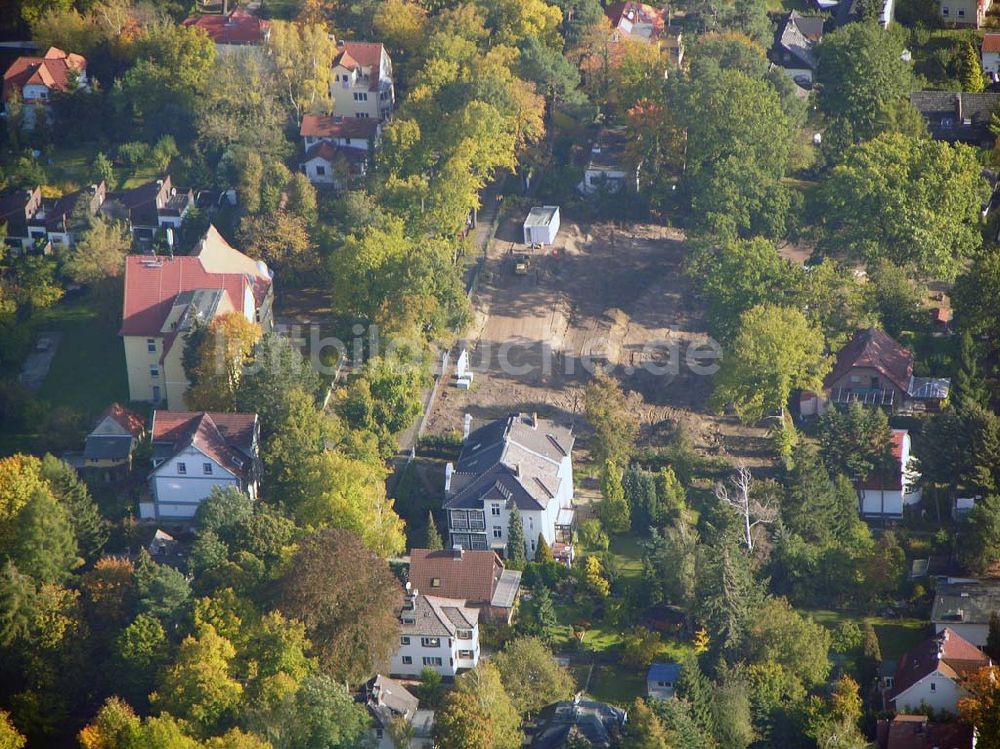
364, 675, 419, 730
445, 413, 573, 512
83, 434, 134, 461
777, 11, 823, 69
910, 91, 1000, 144
931, 579, 1000, 626
399, 594, 479, 637
531, 699, 627, 749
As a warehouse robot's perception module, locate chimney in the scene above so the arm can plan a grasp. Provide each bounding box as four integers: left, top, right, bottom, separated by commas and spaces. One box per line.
513, 463, 520, 477
444, 462, 454, 494
463, 413, 472, 439
532, 412, 538, 428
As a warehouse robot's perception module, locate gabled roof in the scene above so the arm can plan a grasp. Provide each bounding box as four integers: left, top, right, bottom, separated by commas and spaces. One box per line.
777, 11, 823, 69
605, 1, 667, 41
334, 42, 387, 91
364, 675, 419, 729
3, 47, 86, 103
889, 628, 990, 705
445, 413, 573, 512
399, 593, 479, 637
182, 9, 270, 45
825, 328, 913, 393
881, 715, 974, 749
532, 700, 627, 749
984, 32, 1000, 53
95, 402, 146, 437
647, 662, 681, 683
120, 226, 270, 337
409, 548, 508, 606
150, 411, 258, 478
303, 142, 369, 173
300, 114, 381, 141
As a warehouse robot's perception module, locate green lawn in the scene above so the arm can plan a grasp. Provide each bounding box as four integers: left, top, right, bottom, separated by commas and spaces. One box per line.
35, 296, 128, 418
608, 534, 645, 582
41, 145, 101, 193
805, 608, 930, 673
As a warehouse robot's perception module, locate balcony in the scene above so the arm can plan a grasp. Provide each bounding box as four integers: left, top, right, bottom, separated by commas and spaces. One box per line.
829, 387, 894, 407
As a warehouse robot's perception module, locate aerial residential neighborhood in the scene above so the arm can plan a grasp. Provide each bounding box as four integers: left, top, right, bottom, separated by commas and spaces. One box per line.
5, 0, 1000, 745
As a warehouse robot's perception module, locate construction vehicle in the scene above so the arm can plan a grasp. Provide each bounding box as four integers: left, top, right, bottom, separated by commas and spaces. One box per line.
513, 253, 531, 275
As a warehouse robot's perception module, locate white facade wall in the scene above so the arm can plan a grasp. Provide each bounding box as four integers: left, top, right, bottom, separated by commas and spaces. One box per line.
583, 168, 627, 193
303, 157, 336, 185
390, 624, 479, 678
474, 454, 572, 557
894, 671, 966, 713
983, 50, 1000, 74
149, 446, 240, 519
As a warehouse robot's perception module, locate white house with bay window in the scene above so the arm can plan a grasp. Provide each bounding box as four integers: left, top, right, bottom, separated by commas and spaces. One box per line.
390, 589, 479, 678
444, 413, 575, 563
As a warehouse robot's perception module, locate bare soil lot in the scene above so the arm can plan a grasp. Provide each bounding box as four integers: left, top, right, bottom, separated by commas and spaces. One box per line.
425, 215, 772, 465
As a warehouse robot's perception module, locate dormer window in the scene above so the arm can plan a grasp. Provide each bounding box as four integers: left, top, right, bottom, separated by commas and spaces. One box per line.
402, 616, 415, 625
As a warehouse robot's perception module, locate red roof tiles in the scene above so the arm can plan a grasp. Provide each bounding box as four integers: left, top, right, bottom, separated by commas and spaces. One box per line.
408, 548, 505, 605
98, 403, 146, 438
984, 33, 1000, 53
825, 327, 913, 393
3, 47, 86, 104
334, 42, 385, 91
889, 628, 990, 707
879, 715, 974, 749
300, 114, 380, 141
120, 228, 270, 337
182, 10, 270, 46
151, 411, 257, 477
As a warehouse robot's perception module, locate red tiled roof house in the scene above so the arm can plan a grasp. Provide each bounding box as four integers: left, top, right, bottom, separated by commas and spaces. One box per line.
886, 628, 990, 714
2, 47, 88, 127
408, 547, 522, 623
182, 9, 271, 55
144, 410, 261, 520
330, 41, 395, 121
120, 225, 273, 408
983, 32, 1000, 76
299, 114, 381, 186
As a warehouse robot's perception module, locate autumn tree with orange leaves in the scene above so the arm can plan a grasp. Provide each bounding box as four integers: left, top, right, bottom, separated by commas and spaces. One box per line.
959, 666, 1000, 748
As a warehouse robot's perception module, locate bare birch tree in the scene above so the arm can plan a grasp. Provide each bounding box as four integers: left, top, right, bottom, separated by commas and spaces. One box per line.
715, 463, 777, 552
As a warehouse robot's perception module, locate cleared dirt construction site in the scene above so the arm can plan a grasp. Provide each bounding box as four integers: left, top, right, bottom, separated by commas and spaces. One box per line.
426, 217, 724, 438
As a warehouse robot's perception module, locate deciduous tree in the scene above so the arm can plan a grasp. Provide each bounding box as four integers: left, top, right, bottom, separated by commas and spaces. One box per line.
821, 132, 988, 280
434, 662, 522, 749
494, 637, 574, 715
186, 312, 262, 411
275, 528, 401, 683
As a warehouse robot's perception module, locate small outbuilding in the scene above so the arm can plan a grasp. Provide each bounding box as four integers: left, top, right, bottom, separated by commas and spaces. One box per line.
647, 662, 681, 700
523, 205, 560, 246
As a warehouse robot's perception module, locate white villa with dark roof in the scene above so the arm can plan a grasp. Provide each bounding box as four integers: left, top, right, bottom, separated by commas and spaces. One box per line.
391, 589, 480, 678
444, 413, 575, 562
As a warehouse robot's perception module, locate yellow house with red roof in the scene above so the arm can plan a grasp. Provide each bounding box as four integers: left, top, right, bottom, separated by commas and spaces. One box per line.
330, 41, 395, 121
120, 226, 273, 408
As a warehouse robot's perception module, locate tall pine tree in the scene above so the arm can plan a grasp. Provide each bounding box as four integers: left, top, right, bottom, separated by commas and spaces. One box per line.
952, 331, 989, 414
506, 511, 527, 568
425, 511, 443, 550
